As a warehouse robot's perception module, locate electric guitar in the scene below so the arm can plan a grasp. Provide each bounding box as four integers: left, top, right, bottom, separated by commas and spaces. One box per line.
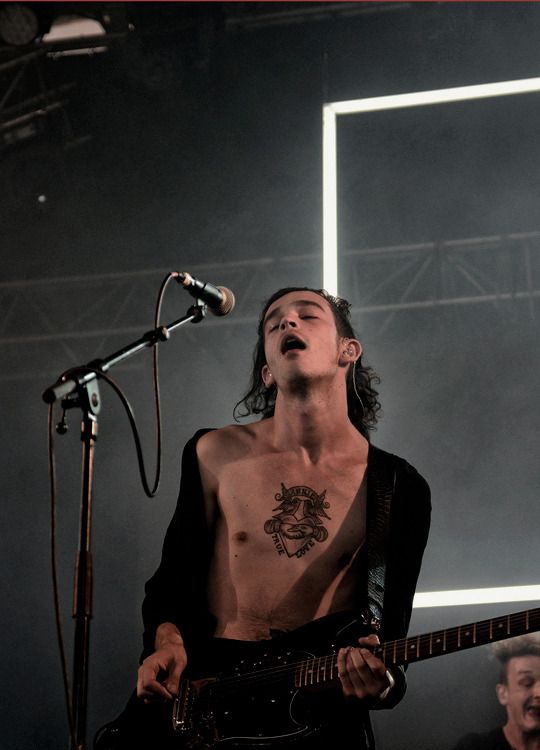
95, 606, 540, 749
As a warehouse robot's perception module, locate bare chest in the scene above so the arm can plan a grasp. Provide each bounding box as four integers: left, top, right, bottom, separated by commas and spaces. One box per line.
206, 451, 368, 637
217, 453, 367, 561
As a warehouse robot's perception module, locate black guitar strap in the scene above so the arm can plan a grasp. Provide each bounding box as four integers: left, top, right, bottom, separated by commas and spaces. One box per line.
366, 446, 396, 631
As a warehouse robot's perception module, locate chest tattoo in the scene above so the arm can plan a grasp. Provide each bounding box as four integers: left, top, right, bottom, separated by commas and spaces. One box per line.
264, 482, 331, 558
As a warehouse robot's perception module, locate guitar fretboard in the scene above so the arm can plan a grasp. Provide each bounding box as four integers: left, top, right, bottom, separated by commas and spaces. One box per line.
295, 606, 540, 688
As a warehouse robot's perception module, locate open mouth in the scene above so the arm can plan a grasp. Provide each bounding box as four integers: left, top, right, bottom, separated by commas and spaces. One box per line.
281, 336, 306, 354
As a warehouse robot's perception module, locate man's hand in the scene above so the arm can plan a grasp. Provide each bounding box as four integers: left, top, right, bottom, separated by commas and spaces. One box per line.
137, 623, 187, 703
337, 633, 392, 702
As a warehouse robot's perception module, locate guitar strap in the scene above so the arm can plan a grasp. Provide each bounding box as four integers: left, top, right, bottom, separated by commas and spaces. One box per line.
366, 446, 396, 631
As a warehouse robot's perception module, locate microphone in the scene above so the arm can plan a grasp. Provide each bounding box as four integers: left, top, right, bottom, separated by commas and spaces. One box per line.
174, 272, 235, 316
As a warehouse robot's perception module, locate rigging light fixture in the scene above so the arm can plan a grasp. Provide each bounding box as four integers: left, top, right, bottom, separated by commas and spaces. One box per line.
42, 15, 107, 56
0, 3, 39, 46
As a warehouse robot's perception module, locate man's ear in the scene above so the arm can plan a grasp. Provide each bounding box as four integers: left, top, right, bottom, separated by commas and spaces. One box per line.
496, 682, 509, 707
261, 364, 274, 388
339, 338, 363, 366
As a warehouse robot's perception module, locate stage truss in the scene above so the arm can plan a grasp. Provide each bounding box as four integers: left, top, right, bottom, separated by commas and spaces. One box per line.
2, 230, 539, 381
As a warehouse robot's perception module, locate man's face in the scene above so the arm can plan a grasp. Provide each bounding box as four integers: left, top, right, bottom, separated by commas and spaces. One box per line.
261, 290, 343, 388
497, 655, 540, 736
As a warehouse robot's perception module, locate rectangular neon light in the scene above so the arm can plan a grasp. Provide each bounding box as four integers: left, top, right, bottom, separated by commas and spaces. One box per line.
322, 76, 540, 295
413, 585, 540, 609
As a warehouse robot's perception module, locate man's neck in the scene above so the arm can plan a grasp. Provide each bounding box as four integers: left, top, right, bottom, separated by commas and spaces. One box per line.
503, 724, 540, 750
269, 386, 364, 462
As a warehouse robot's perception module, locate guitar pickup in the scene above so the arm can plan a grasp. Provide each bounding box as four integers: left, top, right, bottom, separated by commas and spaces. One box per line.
172, 680, 194, 734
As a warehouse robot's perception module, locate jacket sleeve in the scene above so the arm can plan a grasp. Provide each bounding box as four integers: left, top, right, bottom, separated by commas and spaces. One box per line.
141, 428, 215, 658
374, 457, 432, 710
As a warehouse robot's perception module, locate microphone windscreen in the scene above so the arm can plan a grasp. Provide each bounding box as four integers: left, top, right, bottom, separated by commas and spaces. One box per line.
215, 286, 235, 316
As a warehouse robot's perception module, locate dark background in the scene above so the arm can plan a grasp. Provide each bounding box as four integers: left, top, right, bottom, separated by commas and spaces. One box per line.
1, 3, 539, 748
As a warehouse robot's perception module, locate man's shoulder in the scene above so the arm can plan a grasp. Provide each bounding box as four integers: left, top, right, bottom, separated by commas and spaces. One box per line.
452, 727, 509, 750
370, 444, 431, 507
370, 444, 428, 483
194, 421, 265, 466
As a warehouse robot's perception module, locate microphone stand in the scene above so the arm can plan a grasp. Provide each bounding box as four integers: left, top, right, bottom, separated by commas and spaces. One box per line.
42, 303, 206, 750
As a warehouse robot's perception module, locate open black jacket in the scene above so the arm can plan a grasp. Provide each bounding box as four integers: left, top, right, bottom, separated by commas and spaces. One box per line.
141, 428, 431, 713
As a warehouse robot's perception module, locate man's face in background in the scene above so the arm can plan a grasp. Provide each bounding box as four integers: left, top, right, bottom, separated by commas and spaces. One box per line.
497, 655, 540, 736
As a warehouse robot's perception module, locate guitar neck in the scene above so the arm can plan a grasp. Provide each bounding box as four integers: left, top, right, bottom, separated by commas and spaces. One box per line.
377, 606, 540, 666
295, 606, 540, 688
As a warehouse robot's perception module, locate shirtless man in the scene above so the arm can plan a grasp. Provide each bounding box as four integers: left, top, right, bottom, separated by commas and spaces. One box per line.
136, 287, 431, 748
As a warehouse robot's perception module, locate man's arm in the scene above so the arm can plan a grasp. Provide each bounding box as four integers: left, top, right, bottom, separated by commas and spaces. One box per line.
339, 456, 431, 709
137, 622, 187, 701
138, 429, 217, 700
374, 458, 431, 709
352, 459, 431, 709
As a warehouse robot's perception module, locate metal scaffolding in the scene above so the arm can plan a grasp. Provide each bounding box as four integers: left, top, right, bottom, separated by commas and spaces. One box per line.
2, 231, 539, 381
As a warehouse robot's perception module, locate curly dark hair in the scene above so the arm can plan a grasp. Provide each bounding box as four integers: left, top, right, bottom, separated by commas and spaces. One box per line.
492, 635, 540, 683
234, 287, 381, 438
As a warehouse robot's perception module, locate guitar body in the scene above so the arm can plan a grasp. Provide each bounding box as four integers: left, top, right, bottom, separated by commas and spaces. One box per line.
176, 648, 318, 748
95, 612, 365, 750
171, 611, 364, 748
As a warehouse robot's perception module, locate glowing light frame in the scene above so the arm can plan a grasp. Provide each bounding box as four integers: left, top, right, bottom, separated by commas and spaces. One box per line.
323, 78, 540, 608
413, 585, 540, 609
322, 76, 540, 297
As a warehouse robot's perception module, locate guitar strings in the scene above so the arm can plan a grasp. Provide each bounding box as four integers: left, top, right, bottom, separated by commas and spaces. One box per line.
252, 610, 534, 693
182, 609, 538, 710
213, 610, 537, 691
180, 610, 539, 728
